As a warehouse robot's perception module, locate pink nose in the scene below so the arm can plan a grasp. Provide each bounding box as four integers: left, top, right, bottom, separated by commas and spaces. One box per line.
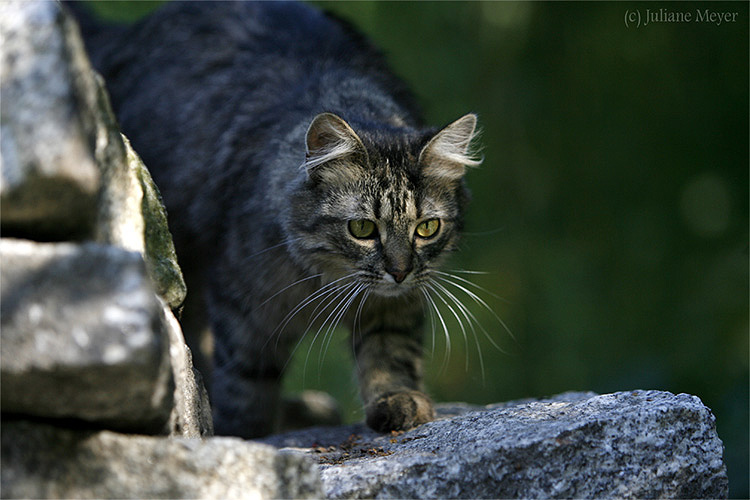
389, 270, 408, 283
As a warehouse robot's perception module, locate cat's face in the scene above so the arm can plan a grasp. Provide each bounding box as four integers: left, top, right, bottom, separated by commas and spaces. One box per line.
289, 113, 480, 298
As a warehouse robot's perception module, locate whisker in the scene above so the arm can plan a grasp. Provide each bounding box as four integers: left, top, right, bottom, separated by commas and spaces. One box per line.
253, 273, 323, 311
351, 287, 372, 374
425, 282, 470, 372
304, 277, 358, 324
262, 272, 361, 353
214, 270, 335, 375
270, 282, 345, 354
317, 282, 366, 373
323, 284, 368, 374
433, 279, 498, 348
434, 273, 516, 344
290, 281, 359, 383
244, 237, 303, 262
420, 286, 451, 375
430, 279, 487, 380
434, 269, 504, 301
419, 287, 438, 358
446, 269, 490, 275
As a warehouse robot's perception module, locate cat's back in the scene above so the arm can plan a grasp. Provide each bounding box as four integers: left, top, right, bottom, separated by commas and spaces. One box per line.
85, 1, 403, 127
84, 1, 361, 151
74, 1, 398, 247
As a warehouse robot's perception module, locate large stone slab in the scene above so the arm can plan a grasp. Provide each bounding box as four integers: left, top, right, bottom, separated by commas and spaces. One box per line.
0, 0, 186, 310
0, 0, 101, 240
128, 137, 187, 312
1, 420, 322, 499
263, 391, 728, 499
163, 303, 213, 438
0, 239, 173, 433
89, 72, 186, 311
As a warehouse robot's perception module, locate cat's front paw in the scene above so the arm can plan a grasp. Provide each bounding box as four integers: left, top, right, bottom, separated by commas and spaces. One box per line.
365, 390, 435, 433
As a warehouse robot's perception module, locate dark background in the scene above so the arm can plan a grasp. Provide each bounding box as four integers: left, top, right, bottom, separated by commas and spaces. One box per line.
87, 2, 749, 496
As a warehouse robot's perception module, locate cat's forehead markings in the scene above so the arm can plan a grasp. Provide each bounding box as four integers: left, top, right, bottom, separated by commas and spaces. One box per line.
377, 184, 417, 224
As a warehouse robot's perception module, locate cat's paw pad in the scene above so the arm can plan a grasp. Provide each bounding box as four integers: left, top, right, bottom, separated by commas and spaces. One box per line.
365, 390, 435, 433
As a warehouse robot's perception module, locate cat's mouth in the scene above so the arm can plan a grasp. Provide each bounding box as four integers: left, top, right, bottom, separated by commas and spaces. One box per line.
370, 272, 418, 297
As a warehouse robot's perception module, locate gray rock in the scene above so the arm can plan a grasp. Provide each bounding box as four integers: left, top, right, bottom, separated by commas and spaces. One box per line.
0, 0, 186, 310
163, 303, 214, 438
1, 420, 322, 499
0, 239, 173, 433
129, 137, 187, 312
89, 72, 186, 311
263, 391, 728, 499
0, 0, 101, 240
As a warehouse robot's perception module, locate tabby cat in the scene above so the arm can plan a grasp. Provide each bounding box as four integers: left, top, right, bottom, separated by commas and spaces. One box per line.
73, 1, 482, 438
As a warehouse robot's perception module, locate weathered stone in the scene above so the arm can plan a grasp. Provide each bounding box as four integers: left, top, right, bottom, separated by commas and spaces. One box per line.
90, 101, 186, 311
0, 0, 101, 240
89, 72, 143, 253
128, 136, 187, 312
1, 420, 323, 499
85, 61, 186, 310
0, 239, 173, 433
0, 0, 186, 310
164, 303, 213, 438
263, 391, 728, 499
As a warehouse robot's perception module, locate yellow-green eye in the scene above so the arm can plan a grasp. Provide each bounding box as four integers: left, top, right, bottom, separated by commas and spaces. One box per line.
348, 219, 376, 239
415, 219, 440, 239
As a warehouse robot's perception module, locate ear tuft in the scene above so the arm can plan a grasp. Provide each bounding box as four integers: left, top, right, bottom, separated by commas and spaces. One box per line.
419, 114, 482, 180
304, 113, 368, 182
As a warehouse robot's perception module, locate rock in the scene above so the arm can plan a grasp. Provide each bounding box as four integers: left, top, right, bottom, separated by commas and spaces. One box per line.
89, 72, 144, 254
0, 239, 173, 434
0, 0, 101, 240
263, 391, 728, 499
130, 137, 187, 312
1, 420, 323, 499
0, 0, 197, 438
164, 303, 213, 438
89, 72, 186, 311
0, 0, 186, 310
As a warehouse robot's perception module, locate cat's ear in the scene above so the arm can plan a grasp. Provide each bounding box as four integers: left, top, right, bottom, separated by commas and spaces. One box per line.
419, 114, 482, 180
304, 113, 368, 183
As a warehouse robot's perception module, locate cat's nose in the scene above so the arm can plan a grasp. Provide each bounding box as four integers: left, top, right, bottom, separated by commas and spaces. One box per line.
384, 243, 412, 283
389, 270, 408, 283
386, 265, 412, 283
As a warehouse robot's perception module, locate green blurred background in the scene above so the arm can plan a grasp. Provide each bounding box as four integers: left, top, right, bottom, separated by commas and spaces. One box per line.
88, 1, 748, 496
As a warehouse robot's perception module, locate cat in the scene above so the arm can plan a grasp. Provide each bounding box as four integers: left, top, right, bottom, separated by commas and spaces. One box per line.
71, 1, 482, 438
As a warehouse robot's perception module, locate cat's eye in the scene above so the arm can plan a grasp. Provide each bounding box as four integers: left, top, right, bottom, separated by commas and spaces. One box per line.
348, 219, 376, 239
415, 219, 440, 239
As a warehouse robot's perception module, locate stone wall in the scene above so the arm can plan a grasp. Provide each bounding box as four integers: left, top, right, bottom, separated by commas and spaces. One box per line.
0, 2, 321, 497
0, 1, 729, 498
265, 392, 729, 498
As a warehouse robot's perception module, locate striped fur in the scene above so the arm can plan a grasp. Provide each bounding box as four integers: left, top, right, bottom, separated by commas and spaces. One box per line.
73, 0, 482, 438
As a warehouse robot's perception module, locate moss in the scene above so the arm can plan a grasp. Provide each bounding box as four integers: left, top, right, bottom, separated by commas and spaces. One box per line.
122, 135, 186, 311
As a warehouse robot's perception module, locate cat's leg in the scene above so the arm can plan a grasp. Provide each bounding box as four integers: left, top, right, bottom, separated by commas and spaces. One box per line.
211, 363, 281, 438
355, 331, 435, 432
354, 298, 435, 432
207, 290, 285, 439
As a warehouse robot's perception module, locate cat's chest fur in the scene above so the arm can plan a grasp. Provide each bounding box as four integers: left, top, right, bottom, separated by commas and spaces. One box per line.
74, 0, 481, 438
